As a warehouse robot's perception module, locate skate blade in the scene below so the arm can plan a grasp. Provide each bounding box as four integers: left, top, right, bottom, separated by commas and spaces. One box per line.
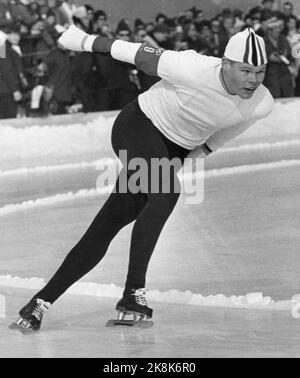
116, 308, 152, 321
106, 319, 154, 328
9, 318, 35, 334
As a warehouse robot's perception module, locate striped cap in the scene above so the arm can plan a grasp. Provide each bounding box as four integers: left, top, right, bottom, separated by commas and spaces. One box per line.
224, 28, 268, 66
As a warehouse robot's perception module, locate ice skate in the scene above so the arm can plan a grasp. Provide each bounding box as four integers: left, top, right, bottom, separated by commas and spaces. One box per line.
9, 298, 51, 333
106, 288, 153, 328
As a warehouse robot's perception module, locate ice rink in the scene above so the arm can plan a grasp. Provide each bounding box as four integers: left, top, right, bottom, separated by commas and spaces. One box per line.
1, 99, 300, 358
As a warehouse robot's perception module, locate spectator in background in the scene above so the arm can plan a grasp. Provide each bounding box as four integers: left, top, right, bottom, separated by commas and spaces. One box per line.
100, 24, 114, 39
218, 14, 235, 57
84, 4, 94, 25
35, 0, 48, 20
286, 17, 300, 96
10, 0, 39, 28
5, 23, 28, 92
116, 19, 132, 36
34, 11, 58, 62
44, 34, 72, 114
149, 23, 173, 49
72, 49, 96, 112
198, 21, 215, 55
134, 18, 145, 31
145, 22, 154, 34
194, 10, 205, 31
0, 25, 23, 119
70, 4, 97, 112
183, 8, 195, 24
56, 0, 76, 26
155, 13, 167, 25
261, 0, 275, 22
133, 27, 148, 43
233, 9, 245, 31
285, 16, 298, 42
1, 0, 300, 119
181, 22, 202, 52
48, 0, 58, 13
72, 6, 93, 33
94, 24, 140, 110
0, 0, 14, 30
93, 9, 107, 35
281, 2, 297, 23
210, 18, 221, 56
28, 2, 42, 22
263, 19, 294, 98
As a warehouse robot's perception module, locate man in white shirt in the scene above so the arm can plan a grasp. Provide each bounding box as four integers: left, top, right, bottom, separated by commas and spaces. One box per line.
13, 26, 274, 331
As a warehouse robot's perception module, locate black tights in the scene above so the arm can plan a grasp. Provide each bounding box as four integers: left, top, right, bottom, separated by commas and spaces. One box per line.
36, 99, 190, 304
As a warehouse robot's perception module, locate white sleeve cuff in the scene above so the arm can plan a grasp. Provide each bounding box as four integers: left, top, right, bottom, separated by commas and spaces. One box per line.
111, 40, 141, 64
83, 35, 97, 52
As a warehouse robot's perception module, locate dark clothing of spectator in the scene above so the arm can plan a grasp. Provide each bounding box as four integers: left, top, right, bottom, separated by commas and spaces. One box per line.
208, 30, 221, 57
35, 20, 58, 62
0, 2, 13, 29
261, 9, 274, 22
95, 54, 139, 111
149, 32, 174, 50
263, 33, 294, 98
45, 47, 72, 114
218, 30, 231, 57
10, 1, 39, 27
295, 68, 300, 97
185, 36, 204, 52
138, 71, 160, 92
72, 52, 100, 112
0, 41, 21, 118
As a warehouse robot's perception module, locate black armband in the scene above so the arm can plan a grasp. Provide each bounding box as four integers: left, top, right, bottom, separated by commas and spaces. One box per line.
92, 36, 116, 55
134, 42, 165, 76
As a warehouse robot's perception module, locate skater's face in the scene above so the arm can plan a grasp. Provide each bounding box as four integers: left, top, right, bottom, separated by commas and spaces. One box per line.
221, 59, 266, 99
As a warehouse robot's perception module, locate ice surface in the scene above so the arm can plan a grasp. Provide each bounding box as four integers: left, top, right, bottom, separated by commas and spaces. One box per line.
0, 99, 300, 357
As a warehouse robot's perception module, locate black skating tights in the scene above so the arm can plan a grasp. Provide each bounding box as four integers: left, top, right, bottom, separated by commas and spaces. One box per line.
36, 99, 190, 304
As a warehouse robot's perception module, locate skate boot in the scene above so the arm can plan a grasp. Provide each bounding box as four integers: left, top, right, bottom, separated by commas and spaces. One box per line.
10, 298, 51, 333
106, 288, 153, 328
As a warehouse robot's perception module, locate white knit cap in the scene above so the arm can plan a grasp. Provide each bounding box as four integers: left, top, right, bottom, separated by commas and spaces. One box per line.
224, 27, 268, 66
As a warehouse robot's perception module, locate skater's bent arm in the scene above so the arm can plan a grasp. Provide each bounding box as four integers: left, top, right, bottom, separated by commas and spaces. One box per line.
205, 121, 253, 152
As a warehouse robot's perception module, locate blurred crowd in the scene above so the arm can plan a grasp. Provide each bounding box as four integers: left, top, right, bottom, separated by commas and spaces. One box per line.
0, 0, 300, 119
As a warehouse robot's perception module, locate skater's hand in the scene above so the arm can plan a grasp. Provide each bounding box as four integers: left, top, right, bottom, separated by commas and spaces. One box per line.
13, 91, 22, 102
58, 25, 90, 52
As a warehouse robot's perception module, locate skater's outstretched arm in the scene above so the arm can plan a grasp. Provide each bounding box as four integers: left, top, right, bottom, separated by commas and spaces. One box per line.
58, 25, 165, 77
58, 25, 211, 81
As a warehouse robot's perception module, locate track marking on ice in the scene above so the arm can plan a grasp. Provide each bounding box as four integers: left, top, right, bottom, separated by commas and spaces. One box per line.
217, 139, 300, 154
0, 275, 299, 311
204, 158, 300, 178
1, 159, 300, 217
1, 139, 300, 178
0, 187, 113, 216
0, 158, 116, 178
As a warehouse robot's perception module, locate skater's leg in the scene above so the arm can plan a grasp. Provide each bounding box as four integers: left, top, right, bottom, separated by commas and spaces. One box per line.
36, 172, 147, 304
124, 180, 181, 292
109, 99, 190, 294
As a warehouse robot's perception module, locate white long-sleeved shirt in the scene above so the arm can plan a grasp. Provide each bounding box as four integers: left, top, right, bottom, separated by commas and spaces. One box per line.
138, 50, 274, 151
